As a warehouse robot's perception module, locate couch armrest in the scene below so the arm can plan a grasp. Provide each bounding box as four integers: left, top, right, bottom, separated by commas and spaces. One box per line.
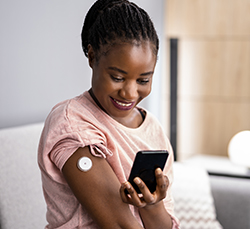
0, 123, 47, 228
210, 175, 250, 229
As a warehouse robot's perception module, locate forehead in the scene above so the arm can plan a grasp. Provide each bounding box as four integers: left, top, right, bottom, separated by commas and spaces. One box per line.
97, 41, 157, 70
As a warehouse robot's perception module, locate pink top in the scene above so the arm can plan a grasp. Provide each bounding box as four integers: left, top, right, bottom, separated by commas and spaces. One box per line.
38, 91, 179, 228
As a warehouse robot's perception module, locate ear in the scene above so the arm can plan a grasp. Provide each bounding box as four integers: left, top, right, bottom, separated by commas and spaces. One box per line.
87, 44, 95, 68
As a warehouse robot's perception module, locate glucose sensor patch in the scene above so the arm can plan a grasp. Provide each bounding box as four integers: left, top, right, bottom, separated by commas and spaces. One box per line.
77, 157, 92, 172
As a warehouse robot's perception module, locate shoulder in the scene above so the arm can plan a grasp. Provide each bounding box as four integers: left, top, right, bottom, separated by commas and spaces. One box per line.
45, 92, 99, 128
41, 92, 116, 147
39, 92, 110, 172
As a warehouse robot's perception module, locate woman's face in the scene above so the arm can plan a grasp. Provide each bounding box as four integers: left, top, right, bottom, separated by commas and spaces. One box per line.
89, 41, 157, 122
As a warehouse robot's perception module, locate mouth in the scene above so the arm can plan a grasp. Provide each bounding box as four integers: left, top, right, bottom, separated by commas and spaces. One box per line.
110, 97, 135, 111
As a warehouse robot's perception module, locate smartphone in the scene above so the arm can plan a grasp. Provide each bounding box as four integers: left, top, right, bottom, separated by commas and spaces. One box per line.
126, 150, 169, 194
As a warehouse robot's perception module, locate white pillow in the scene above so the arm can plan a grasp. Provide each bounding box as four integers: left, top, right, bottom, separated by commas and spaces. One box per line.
172, 163, 223, 229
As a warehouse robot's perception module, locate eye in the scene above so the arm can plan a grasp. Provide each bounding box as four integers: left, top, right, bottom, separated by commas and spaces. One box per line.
137, 78, 150, 85
110, 75, 124, 82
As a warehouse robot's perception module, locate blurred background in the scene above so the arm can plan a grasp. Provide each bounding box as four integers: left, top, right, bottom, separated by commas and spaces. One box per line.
0, 0, 165, 128
0, 0, 250, 162
165, 0, 250, 161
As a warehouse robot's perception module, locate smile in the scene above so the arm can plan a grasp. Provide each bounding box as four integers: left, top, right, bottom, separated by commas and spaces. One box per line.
110, 97, 135, 110
114, 99, 132, 107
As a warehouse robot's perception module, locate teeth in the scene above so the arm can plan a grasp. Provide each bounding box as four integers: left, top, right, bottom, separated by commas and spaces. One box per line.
114, 99, 132, 107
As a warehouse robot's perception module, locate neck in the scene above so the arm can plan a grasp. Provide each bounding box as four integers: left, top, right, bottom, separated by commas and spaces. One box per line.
88, 88, 107, 113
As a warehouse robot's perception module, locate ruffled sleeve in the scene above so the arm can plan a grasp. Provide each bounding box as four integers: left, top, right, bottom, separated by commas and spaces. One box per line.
88, 143, 113, 158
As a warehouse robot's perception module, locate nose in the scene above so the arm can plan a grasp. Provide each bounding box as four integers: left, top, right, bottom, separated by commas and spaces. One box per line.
119, 81, 138, 101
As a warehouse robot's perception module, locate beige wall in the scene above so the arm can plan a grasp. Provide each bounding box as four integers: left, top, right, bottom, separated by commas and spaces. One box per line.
165, 0, 250, 161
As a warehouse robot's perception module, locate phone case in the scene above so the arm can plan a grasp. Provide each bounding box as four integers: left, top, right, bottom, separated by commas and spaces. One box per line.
127, 150, 169, 194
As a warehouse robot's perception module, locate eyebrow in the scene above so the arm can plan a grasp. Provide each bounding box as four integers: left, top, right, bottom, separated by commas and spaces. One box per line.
108, 66, 154, 76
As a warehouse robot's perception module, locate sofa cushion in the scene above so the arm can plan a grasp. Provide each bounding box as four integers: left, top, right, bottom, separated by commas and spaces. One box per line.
172, 163, 223, 229
0, 123, 47, 228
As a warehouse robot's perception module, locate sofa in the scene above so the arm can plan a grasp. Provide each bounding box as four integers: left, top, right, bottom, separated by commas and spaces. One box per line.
0, 123, 249, 229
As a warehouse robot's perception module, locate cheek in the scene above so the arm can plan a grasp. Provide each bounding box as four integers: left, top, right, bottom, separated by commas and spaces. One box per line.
145, 81, 153, 95
145, 87, 152, 97
92, 71, 109, 90
92, 75, 118, 97
140, 85, 152, 98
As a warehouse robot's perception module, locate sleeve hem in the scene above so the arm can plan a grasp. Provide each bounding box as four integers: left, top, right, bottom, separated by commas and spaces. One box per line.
171, 218, 180, 229
89, 143, 113, 158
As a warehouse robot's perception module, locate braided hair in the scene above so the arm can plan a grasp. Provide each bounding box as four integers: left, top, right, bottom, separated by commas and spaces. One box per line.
81, 0, 159, 59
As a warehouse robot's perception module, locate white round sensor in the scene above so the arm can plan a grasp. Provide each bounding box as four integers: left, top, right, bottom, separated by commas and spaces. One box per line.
77, 157, 92, 172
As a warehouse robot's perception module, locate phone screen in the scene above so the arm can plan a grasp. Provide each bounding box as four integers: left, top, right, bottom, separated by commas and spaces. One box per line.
127, 150, 169, 194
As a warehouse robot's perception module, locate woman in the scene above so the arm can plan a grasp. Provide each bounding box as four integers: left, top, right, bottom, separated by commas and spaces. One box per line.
38, 0, 179, 228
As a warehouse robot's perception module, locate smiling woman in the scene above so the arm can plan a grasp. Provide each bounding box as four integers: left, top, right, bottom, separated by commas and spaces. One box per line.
38, 0, 179, 228
89, 41, 156, 127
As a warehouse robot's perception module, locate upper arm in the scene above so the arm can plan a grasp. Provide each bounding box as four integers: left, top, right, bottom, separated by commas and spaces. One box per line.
62, 146, 142, 229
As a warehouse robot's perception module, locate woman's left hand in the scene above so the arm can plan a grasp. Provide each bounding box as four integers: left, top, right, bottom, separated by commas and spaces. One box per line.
120, 168, 169, 208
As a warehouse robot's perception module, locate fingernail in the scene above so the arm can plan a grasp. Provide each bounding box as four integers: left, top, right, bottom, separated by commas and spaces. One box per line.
134, 177, 141, 185
156, 168, 162, 175
124, 181, 131, 189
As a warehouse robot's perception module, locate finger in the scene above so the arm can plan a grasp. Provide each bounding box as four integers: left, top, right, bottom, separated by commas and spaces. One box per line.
133, 177, 155, 204
155, 168, 169, 199
122, 181, 147, 208
120, 182, 133, 203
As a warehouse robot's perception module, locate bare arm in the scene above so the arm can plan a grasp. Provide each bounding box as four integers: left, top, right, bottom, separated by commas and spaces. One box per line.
62, 146, 143, 229
120, 169, 173, 229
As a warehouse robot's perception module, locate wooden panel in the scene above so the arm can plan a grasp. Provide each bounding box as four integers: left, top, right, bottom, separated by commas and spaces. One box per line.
166, 0, 250, 37
220, 41, 250, 97
177, 99, 223, 161
165, 0, 250, 160
177, 99, 250, 161
176, 39, 250, 160
178, 39, 250, 98
178, 39, 222, 97
221, 101, 250, 152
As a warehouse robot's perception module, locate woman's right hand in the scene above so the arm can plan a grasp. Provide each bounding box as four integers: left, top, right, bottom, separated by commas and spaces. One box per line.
120, 168, 173, 229
119, 168, 169, 209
